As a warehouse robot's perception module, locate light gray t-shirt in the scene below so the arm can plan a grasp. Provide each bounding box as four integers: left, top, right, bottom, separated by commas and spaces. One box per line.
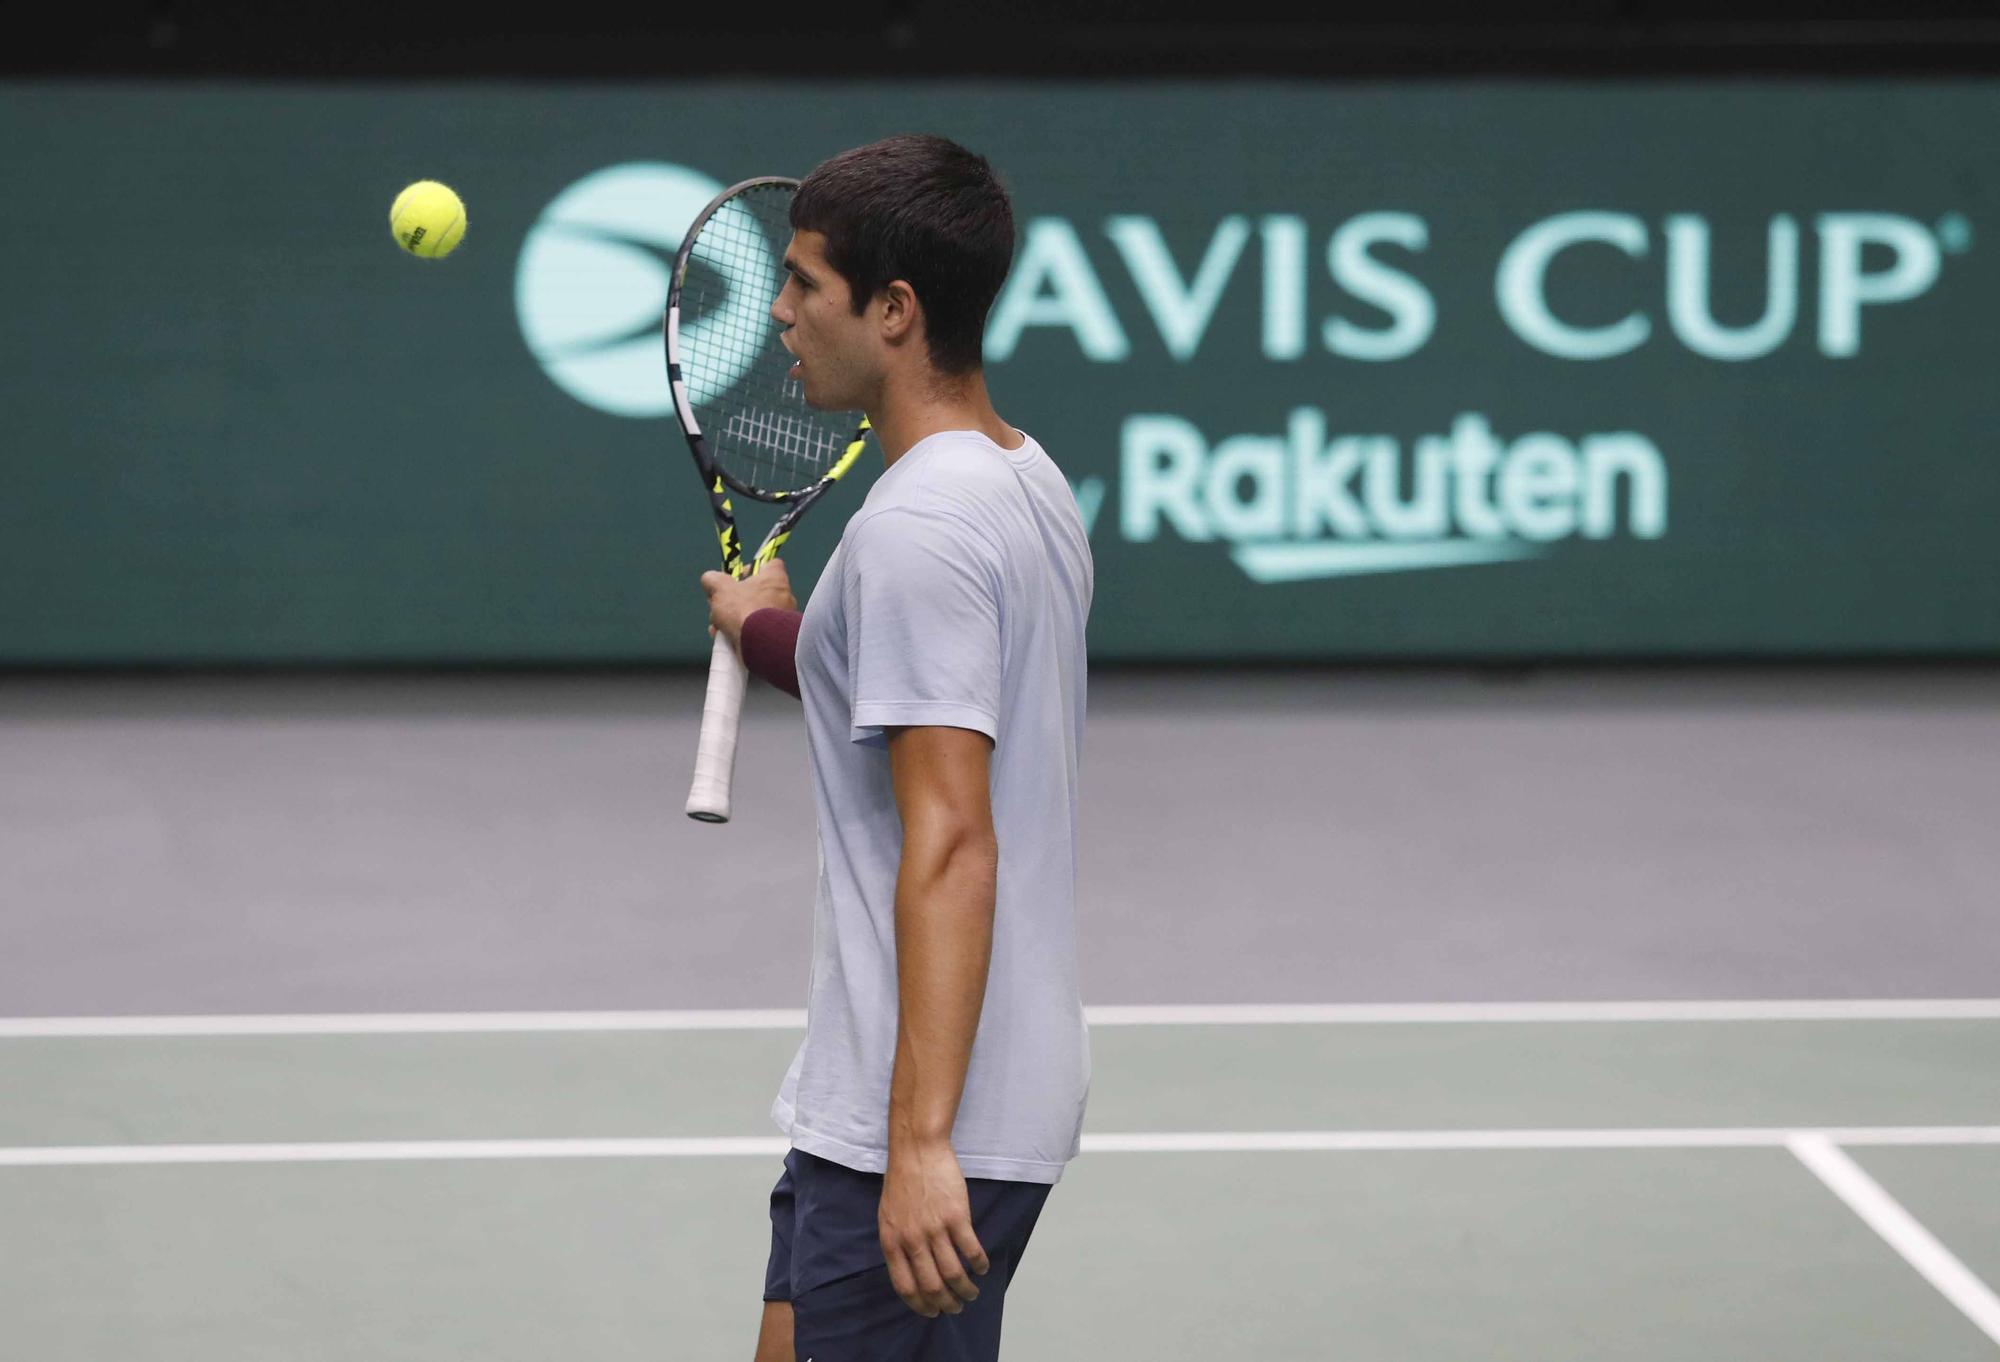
770, 427, 1093, 1185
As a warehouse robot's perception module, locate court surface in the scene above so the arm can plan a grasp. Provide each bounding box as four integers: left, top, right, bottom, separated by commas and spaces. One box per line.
4, 669, 1998, 1359
4, 1007, 1999, 1359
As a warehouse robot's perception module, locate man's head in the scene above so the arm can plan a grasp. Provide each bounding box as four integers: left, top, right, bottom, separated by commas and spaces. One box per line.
772, 134, 1014, 410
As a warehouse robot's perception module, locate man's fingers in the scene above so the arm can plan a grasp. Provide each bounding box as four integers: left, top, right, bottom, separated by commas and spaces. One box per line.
935, 1229, 982, 1301
885, 1236, 985, 1314
906, 1242, 960, 1316
884, 1243, 921, 1314
887, 1241, 936, 1317
949, 1220, 991, 1279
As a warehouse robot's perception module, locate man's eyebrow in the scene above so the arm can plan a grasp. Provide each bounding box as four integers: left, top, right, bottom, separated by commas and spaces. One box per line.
783, 255, 813, 283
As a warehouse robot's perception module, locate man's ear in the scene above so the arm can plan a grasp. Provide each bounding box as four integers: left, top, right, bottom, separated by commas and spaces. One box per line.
879, 279, 920, 344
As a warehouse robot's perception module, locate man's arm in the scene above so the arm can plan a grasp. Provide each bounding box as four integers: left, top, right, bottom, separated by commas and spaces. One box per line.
877, 722, 998, 1318
885, 723, 998, 1148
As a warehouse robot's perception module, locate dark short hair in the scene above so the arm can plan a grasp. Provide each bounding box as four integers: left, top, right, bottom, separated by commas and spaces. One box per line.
791, 134, 1015, 376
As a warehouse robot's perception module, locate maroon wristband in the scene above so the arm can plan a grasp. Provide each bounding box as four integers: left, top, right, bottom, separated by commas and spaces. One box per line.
740, 608, 803, 700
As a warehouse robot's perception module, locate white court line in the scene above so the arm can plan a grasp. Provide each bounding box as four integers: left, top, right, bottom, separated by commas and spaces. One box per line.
0, 1137, 789, 1166
6, 998, 2000, 1038
0, 1010, 811, 1037
1090, 1127, 2000, 1153
1789, 1134, 2000, 1348
7, 1126, 2000, 1168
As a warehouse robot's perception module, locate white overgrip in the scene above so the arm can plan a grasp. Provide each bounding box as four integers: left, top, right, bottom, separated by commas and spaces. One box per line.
685, 629, 749, 823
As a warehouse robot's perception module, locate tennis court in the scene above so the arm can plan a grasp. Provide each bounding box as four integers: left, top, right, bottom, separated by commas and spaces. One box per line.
5, 671, 1998, 1359
5, 1007, 2000, 1358
9, 19, 2000, 1357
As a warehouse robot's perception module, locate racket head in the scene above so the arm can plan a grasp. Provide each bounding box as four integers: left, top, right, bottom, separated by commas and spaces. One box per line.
665, 176, 864, 505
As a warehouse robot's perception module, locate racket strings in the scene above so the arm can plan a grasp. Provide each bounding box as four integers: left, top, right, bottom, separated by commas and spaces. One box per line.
682, 187, 854, 495
719, 400, 851, 475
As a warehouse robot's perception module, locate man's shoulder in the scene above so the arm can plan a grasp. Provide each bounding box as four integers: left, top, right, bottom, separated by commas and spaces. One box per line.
842, 495, 1001, 562
899, 432, 1034, 495
853, 440, 1022, 532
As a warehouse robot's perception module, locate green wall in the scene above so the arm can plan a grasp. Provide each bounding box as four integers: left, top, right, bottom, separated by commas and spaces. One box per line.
3, 81, 1995, 662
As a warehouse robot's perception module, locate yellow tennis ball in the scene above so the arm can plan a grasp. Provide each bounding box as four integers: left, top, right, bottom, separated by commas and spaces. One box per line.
389, 180, 467, 259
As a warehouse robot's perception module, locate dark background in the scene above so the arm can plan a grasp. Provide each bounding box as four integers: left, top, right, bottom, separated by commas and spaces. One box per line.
11, 1, 2000, 80
11, 0, 2000, 79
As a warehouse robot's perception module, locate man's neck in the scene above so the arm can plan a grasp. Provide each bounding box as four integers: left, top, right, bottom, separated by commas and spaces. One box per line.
868, 369, 1023, 467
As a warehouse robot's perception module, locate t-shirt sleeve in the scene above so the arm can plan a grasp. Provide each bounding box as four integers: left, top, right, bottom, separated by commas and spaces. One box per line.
843, 505, 1003, 745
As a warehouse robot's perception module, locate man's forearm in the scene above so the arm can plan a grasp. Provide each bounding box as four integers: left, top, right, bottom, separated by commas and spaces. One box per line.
887, 826, 998, 1152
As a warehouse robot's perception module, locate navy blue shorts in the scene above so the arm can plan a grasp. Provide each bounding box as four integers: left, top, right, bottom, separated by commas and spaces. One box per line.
763, 1147, 1054, 1362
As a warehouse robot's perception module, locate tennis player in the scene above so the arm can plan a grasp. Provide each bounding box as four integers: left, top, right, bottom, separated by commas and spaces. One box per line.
699, 134, 1092, 1362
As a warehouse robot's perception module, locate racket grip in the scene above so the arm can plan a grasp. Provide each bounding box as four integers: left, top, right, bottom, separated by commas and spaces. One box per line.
686, 630, 750, 823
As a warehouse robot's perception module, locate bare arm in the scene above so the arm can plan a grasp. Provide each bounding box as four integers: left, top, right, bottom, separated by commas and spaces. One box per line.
877, 722, 998, 1318
885, 723, 998, 1149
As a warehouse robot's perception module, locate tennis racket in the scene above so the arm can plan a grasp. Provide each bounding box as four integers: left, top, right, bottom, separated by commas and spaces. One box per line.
665, 175, 870, 824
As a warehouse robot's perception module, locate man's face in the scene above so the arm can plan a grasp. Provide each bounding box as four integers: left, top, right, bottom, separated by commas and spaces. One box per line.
772, 229, 875, 411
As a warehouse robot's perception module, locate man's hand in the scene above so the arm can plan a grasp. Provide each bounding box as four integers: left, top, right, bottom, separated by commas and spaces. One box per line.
700, 559, 796, 650
879, 1138, 989, 1318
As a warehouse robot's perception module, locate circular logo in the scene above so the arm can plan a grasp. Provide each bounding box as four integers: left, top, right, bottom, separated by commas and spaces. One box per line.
515, 163, 729, 419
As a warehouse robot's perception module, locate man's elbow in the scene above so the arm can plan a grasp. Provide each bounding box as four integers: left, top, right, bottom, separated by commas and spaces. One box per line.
903, 810, 998, 884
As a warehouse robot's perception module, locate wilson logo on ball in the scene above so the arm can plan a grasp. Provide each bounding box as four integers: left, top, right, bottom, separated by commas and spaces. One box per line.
388, 180, 466, 260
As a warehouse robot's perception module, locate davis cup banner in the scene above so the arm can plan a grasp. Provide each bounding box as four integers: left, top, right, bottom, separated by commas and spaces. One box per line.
3, 81, 1996, 661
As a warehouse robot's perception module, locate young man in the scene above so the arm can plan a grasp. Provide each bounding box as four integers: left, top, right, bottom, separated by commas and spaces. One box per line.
699, 135, 1092, 1362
